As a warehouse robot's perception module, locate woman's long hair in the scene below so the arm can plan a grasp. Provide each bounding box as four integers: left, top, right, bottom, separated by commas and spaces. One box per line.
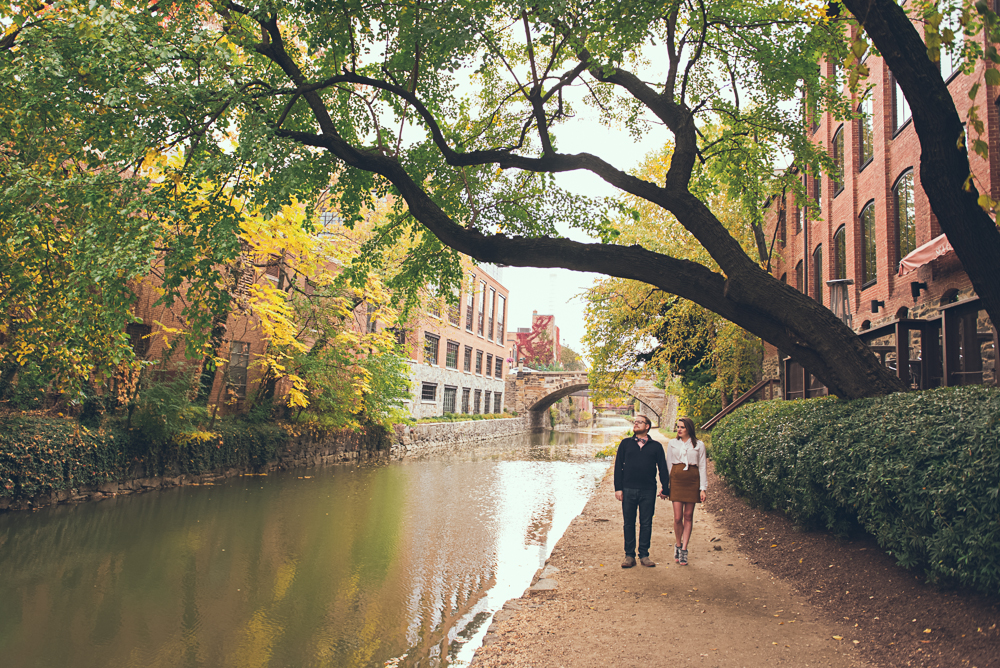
678, 416, 699, 447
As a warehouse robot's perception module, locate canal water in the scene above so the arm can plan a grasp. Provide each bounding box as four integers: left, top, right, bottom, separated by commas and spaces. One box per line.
0, 422, 626, 668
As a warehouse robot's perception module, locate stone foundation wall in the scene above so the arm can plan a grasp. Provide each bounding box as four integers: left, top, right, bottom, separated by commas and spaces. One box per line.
392, 416, 531, 454
2, 418, 533, 512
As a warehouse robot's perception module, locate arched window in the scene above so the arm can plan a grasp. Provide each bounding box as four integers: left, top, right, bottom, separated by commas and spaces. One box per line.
813, 245, 823, 304
860, 202, 877, 287
894, 170, 916, 264
795, 260, 804, 292
894, 78, 911, 132
833, 126, 845, 195
859, 94, 874, 168
834, 225, 847, 280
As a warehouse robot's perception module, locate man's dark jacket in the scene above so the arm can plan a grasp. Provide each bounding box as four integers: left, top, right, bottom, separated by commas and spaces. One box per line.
613, 436, 669, 494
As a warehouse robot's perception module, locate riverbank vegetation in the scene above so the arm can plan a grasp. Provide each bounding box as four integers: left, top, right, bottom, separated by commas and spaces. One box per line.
712, 385, 1000, 593
0, 413, 288, 500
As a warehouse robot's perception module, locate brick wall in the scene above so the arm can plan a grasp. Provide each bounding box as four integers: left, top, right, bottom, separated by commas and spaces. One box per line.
763, 21, 996, 381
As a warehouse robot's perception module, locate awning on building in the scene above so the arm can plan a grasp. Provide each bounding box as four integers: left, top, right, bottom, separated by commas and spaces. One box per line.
898, 233, 954, 276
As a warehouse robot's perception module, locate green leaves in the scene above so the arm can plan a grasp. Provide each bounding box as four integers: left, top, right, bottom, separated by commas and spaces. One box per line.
713, 385, 1000, 592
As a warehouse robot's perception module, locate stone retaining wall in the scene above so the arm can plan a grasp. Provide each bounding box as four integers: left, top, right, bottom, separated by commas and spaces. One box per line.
392, 416, 531, 454
2, 417, 533, 511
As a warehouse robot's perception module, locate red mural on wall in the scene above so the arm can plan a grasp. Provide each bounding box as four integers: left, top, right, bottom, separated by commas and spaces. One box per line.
513, 314, 560, 367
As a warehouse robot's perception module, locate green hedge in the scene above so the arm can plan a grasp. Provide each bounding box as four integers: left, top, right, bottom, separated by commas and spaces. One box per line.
712, 385, 1000, 592
0, 417, 288, 500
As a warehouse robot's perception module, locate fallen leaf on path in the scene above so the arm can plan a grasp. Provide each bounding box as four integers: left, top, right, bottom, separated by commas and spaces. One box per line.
832, 636, 843, 640
924, 629, 932, 633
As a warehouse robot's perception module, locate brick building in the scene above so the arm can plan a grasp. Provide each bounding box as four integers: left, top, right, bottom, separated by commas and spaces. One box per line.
506, 311, 561, 368
764, 25, 997, 397
401, 263, 510, 418
128, 245, 328, 413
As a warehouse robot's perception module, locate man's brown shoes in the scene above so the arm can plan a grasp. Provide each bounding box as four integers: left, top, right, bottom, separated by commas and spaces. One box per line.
639, 556, 656, 567
621, 556, 636, 568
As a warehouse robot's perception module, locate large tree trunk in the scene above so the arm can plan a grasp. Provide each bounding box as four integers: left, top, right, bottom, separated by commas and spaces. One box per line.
844, 0, 1000, 335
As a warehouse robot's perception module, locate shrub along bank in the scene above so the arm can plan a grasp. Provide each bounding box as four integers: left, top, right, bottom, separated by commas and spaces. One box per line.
712, 385, 1000, 593
0, 416, 288, 500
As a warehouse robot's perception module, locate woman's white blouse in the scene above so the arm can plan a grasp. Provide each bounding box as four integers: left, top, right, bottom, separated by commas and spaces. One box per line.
666, 438, 708, 491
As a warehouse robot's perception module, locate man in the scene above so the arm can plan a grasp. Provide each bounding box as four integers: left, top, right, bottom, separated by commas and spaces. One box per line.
613, 414, 669, 568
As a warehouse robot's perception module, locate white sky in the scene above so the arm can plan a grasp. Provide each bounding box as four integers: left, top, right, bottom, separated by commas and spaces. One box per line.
496, 116, 664, 358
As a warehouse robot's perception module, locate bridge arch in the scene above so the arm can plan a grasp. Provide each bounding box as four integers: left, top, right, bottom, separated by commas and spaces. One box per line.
506, 370, 670, 430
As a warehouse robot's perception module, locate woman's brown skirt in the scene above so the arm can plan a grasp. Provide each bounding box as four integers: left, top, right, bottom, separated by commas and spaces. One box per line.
670, 464, 701, 503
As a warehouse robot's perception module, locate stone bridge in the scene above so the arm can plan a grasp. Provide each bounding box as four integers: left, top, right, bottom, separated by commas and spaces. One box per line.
505, 370, 671, 431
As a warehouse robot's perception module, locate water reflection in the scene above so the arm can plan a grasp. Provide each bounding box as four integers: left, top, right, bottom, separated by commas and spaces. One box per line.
0, 425, 624, 668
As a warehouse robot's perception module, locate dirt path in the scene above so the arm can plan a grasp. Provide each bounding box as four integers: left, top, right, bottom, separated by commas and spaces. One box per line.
471, 433, 869, 668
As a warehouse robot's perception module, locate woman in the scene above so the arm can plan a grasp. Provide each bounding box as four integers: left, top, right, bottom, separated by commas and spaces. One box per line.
666, 416, 707, 566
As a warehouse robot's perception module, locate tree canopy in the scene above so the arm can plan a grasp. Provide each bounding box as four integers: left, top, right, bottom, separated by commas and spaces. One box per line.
584, 145, 761, 424
3, 0, 996, 400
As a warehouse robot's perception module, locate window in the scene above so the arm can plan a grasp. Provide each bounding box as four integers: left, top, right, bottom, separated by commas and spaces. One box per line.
795, 260, 804, 292
424, 333, 439, 365
421, 383, 437, 402
804, 88, 819, 134
475, 350, 483, 374
484, 391, 492, 413
428, 293, 441, 318
494, 393, 502, 413
443, 386, 457, 413
813, 245, 823, 305
860, 202, 877, 287
461, 388, 471, 413
446, 340, 459, 369
463, 346, 473, 372
485, 354, 493, 377
474, 389, 482, 413
497, 295, 506, 343
939, 10, 961, 80
833, 126, 845, 195
265, 254, 281, 279
228, 340, 250, 399
487, 288, 496, 340
834, 226, 847, 280
778, 195, 787, 246
126, 323, 152, 358
796, 198, 805, 234
894, 78, 911, 132
449, 286, 461, 326
894, 170, 916, 264
392, 328, 408, 346
858, 95, 874, 168
466, 274, 475, 331
494, 356, 503, 377
477, 280, 487, 335
814, 171, 822, 213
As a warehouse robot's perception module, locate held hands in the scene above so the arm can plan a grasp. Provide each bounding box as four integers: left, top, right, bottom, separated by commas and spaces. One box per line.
615, 490, 623, 502
658, 493, 668, 500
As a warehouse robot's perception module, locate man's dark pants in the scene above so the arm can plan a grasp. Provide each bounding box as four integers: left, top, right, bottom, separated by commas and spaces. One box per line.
621, 487, 656, 558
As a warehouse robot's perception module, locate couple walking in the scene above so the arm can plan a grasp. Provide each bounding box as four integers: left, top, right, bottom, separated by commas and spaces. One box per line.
613, 415, 707, 568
